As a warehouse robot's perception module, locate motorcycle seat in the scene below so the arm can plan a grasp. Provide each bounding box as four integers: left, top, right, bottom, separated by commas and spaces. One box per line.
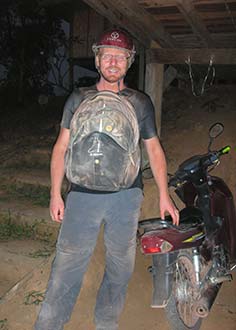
138, 207, 203, 232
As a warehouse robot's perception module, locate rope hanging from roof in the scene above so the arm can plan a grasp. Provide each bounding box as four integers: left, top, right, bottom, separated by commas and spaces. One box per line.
185, 56, 216, 97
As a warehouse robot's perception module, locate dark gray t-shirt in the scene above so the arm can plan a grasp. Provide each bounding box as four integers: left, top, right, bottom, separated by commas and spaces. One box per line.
61, 85, 157, 192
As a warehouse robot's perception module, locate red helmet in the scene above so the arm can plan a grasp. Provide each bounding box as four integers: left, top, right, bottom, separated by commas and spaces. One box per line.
92, 29, 135, 67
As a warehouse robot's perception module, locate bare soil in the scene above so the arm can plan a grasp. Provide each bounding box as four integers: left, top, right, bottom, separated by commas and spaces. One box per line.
0, 85, 236, 330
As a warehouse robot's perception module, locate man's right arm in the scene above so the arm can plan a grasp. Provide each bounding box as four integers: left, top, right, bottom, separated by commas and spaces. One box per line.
50, 127, 70, 222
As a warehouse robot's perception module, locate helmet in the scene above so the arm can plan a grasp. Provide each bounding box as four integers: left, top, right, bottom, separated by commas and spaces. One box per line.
92, 29, 135, 67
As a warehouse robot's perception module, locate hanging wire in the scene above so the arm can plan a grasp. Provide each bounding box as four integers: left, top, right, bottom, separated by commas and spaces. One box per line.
224, 0, 236, 32
185, 56, 215, 97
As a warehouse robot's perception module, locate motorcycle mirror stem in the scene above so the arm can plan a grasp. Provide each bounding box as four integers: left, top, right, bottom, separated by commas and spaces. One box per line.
208, 122, 224, 151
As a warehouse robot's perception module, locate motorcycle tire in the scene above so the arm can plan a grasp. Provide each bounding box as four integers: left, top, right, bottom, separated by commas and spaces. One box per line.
165, 251, 202, 330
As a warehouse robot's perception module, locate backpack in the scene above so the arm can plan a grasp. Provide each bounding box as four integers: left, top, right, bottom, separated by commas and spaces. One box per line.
65, 90, 140, 191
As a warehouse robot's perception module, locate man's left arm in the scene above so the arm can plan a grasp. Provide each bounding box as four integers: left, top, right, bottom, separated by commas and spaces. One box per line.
143, 136, 179, 225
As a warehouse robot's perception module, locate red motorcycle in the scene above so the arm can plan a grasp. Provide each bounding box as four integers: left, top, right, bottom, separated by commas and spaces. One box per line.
138, 123, 236, 329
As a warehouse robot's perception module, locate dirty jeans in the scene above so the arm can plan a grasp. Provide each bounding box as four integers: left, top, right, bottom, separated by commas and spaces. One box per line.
34, 188, 143, 330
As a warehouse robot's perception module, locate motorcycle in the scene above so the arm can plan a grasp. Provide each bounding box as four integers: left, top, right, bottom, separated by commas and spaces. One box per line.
138, 122, 236, 329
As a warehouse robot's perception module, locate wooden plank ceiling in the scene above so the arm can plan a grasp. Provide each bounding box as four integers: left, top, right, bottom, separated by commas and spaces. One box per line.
140, 0, 236, 48
41, 0, 236, 69
82, 0, 236, 48
82, 0, 236, 64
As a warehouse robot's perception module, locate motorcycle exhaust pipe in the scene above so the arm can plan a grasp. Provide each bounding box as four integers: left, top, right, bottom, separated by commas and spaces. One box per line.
194, 273, 232, 318
193, 283, 222, 318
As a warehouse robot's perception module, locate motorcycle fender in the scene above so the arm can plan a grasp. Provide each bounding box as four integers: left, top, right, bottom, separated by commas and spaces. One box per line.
151, 252, 177, 308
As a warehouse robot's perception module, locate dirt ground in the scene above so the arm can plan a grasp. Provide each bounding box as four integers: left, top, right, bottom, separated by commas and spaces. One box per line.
0, 84, 236, 329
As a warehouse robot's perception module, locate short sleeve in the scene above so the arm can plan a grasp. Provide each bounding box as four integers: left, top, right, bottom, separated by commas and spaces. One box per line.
139, 95, 158, 140
123, 89, 158, 140
60, 91, 82, 129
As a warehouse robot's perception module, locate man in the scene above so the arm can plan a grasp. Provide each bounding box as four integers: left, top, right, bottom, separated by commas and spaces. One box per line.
34, 28, 179, 330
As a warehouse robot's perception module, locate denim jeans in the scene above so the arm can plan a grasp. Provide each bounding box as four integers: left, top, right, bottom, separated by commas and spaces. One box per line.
34, 188, 143, 330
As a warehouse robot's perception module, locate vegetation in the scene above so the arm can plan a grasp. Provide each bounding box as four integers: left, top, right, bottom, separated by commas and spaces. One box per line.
0, 0, 71, 106
24, 290, 45, 305
0, 319, 8, 330
0, 182, 50, 207
0, 214, 37, 240
28, 247, 54, 258
0, 213, 57, 243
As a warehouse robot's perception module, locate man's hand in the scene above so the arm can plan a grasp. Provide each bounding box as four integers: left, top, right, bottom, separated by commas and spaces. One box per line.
50, 195, 65, 223
144, 137, 180, 226
159, 195, 179, 226
49, 127, 69, 223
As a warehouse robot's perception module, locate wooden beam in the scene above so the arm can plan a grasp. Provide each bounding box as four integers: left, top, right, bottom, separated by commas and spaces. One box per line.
150, 11, 236, 22
173, 33, 236, 48
145, 63, 164, 137
173, 32, 236, 41
138, 0, 236, 7
83, 0, 177, 48
147, 48, 236, 64
82, 0, 151, 47
69, 13, 74, 90
138, 0, 177, 7
105, 0, 177, 48
138, 46, 145, 91
163, 65, 178, 90
176, 0, 217, 47
142, 62, 164, 169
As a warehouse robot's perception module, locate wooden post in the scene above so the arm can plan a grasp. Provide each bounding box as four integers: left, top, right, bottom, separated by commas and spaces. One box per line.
145, 62, 164, 137
69, 13, 75, 91
138, 45, 145, 91
141, 61, 164, 171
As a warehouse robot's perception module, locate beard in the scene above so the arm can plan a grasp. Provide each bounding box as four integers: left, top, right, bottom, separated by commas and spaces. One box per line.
100, 66, 125, 83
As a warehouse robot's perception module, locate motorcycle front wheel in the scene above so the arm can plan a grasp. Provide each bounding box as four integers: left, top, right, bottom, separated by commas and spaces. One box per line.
165, 252, 202, 330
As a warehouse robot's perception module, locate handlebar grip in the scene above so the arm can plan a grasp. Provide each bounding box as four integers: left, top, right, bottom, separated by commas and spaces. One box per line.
205, 146, 231, 166
219, 145, 231, 155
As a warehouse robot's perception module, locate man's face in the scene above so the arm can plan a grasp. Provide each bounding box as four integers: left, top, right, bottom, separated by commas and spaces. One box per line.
96, 47, 130, 83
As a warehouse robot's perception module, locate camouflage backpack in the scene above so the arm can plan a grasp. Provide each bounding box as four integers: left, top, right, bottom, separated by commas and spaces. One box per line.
65, 90, 140, 191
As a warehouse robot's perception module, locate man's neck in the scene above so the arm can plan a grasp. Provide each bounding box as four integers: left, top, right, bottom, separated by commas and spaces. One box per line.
96, 78, 126, 93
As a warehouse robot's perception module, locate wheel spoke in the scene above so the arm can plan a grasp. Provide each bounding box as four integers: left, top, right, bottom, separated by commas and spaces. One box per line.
175, 254, 199, 328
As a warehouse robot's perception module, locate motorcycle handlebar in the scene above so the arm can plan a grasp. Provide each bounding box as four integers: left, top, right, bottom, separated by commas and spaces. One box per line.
168, 145, 231, 188
168, 173, 186, 187
205, 145, 231, 165
218, 145, 231, 156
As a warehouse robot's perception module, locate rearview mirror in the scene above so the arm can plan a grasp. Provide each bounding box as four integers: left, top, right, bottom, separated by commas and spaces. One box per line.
208, 122, 224, 151
209, 122, 224, 139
